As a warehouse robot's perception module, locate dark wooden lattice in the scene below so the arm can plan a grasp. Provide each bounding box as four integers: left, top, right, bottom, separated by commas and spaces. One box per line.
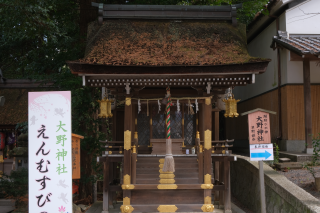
139, 103, 195, 145
137, 104, 150, 146
170, 104, 182, 139
184, 104, 196, 146
152, 104, 166, 138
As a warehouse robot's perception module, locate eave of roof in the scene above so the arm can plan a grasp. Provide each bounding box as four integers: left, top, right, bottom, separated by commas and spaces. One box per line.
271, 31, 320, 56
67, 60, 271, 76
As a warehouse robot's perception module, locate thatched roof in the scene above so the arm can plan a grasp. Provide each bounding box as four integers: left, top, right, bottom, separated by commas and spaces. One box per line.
0, 89, 28, 125
76, 19, 268, 66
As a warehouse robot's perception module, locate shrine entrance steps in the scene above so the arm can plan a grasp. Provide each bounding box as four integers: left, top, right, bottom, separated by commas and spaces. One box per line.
129, 156, 213, 212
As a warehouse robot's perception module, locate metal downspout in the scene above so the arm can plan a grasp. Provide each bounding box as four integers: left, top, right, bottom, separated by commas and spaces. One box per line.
276, 18, 282, 145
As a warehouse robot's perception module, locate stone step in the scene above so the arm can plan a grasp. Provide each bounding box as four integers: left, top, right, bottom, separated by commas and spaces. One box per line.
0, 199, 15, 206
279, 151, 313, 162
279, 158, 291, 163
275, 162, 303, 169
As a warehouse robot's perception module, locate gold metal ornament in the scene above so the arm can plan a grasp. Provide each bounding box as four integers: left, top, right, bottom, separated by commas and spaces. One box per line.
157, 205, 178, 212
97, 99, 108, 118
201, 204, 214, 212
199, 145, 203, 153
222, 95, 240, 118
134, 132, 138, 139
201, 174, 213, 189
120, 197, 134, 213
122, 174, 135, 190
159, 179, 175, 184
108, 151, 112, 154
204, 196, 211, 204
0, 155, 3, 163
159, 173, 175, 179
204, 130, 212, 150
205, 98, 211, 105
124, 130, 131, 150
159, 159, 165, 164
196, 131, 200, 139
125, 97, 131, 106
157, 184, 178, 189
132, 145, 137, 154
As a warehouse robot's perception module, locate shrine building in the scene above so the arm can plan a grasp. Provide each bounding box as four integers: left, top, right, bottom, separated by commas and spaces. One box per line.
67, 3, 270, 213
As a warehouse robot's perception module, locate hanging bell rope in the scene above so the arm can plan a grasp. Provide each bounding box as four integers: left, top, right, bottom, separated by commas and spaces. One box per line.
163, 87, 175, 173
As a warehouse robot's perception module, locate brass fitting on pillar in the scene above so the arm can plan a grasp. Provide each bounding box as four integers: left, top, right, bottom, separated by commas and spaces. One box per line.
196, 131, 200, 139
131, 145, 137, 154
134, 131, 138, 139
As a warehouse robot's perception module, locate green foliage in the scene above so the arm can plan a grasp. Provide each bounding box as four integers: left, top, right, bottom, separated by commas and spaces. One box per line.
273, 142, 280, 164
0, 0, 83, 79
303, 133, 320, 180
0, 168, 28, 207
16, 121, 28, 134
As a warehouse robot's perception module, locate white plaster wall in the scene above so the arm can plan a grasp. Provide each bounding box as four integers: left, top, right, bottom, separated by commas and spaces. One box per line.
286, 0, 320, 34
287, 54, 320, 83
234, 13, 287, 101
286, 0, 320, 84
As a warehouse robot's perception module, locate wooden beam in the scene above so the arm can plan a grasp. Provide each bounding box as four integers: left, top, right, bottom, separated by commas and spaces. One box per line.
303, 58, 313, 152
290, 51, 319, 61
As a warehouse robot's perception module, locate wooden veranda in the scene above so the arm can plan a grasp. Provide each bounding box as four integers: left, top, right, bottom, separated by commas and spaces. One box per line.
68, 3, 270, 213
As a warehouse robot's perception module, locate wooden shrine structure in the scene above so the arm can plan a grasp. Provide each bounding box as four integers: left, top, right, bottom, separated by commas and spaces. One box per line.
68, 3, 270, 213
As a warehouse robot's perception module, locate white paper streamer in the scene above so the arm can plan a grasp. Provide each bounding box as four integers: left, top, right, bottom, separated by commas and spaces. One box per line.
195, 99, 199, 113
158, 99, 161, 113
177, 99, 180, 112
138, 99, 141, 114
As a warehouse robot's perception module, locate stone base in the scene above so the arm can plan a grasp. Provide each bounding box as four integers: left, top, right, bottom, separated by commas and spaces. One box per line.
306, 148, 313, 154
278, 140, 306, 153
279, 152, 313, 162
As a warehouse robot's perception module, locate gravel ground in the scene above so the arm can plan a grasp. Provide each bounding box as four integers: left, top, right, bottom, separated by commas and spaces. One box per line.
277, 166, 320, 200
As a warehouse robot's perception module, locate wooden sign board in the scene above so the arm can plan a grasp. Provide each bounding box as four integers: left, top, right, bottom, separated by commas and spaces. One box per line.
72, 133, 84, 179
248, 111, 271, 145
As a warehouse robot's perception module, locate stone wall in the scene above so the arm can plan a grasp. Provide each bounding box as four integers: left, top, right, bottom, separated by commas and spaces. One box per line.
231, 155, 320, 213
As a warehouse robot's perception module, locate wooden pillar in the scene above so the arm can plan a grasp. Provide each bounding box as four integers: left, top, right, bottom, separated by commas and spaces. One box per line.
182, 104, 185, 141
224, 157, 231, 213
202, 97, 213, 207
123, 97, 133, 200
102, 158, 109, 213
109, 162, 114, 208
214, 110, 220, 202
203, 98, 212, 176
219, 160, 224, 206
149, 104, 153, 147
303, 58, 313, 153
